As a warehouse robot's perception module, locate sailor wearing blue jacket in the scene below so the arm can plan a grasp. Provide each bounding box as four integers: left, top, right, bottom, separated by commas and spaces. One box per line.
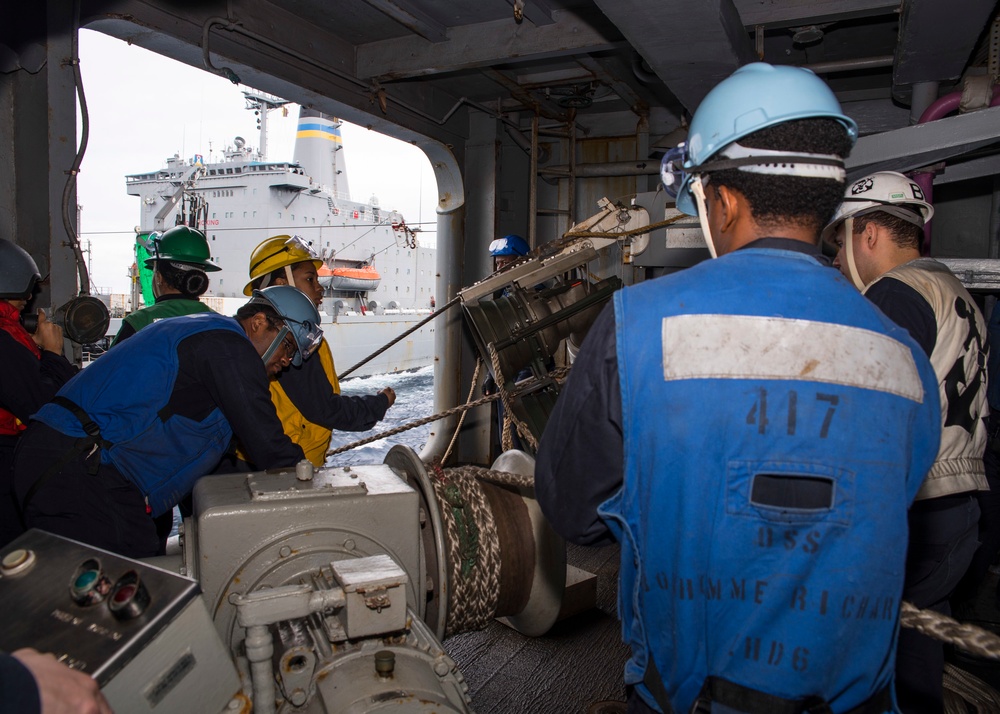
536, 64, 941, 714
12, 286, 323, 559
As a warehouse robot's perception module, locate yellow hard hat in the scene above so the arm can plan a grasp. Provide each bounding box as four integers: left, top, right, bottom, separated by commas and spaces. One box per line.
243, 235, 323, 296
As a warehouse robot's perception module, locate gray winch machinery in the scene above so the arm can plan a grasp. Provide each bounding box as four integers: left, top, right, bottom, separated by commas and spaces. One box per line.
0, 446, 566, 713
459, 193, 704, 448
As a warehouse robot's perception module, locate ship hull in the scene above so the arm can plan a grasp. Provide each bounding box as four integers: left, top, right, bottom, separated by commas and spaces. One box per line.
323, 313, 433, 377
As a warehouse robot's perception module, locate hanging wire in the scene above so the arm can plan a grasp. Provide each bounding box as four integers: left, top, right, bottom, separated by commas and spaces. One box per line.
61, 0, 93, 296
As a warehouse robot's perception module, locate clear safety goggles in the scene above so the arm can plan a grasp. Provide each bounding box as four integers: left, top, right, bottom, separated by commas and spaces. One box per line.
284, 315, 324, 359
284, 234, 319, 259
250, 235, 319, 275
136, 232, 160, 254
659, 143, 688, 199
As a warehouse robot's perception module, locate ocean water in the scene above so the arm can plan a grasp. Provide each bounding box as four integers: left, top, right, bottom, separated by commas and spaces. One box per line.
325, 365, 435, 466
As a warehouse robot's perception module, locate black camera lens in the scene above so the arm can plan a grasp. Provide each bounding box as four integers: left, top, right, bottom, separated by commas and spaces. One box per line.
20, 313, 38, 334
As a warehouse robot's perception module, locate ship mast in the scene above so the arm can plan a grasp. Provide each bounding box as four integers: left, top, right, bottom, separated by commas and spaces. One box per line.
242, 90, 291, 160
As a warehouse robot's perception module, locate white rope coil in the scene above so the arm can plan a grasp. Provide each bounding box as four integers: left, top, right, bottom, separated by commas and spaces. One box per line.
429, 464, 502, 637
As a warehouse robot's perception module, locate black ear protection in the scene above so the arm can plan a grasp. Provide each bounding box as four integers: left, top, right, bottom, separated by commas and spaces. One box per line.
180, 269, 209, 297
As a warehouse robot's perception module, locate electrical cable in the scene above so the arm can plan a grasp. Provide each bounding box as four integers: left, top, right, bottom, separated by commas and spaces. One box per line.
61, 0, 93, 296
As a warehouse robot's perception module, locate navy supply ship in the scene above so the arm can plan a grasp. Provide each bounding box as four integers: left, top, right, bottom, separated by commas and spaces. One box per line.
125, 92, 436, 378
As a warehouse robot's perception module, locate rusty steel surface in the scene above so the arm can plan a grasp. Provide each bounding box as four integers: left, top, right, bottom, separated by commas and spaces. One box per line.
445, 543, 629, 712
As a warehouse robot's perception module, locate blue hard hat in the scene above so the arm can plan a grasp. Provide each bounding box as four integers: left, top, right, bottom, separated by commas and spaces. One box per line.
250, 285, 324, 367
489, 234, 530, 257
672, 63, 858, 216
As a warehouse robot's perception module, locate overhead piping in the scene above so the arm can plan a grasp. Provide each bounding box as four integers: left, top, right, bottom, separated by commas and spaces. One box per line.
800, 55, 894, 74
912, 85, 1000, 253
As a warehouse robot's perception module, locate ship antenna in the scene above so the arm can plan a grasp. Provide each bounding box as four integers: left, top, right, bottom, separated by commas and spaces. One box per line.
242, 89, 291, 161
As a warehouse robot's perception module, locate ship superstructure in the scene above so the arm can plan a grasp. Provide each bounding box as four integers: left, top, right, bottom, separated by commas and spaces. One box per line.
125, 94, 435, 376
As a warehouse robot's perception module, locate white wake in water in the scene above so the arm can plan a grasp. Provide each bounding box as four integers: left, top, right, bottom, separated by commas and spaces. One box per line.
326, 365, 435, 466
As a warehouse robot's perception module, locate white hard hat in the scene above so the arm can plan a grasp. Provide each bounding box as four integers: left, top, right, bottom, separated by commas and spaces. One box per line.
822, 171, 933, 243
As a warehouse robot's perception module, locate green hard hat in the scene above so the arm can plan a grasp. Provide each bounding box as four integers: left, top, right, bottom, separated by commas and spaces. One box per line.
144, 226, 221, 272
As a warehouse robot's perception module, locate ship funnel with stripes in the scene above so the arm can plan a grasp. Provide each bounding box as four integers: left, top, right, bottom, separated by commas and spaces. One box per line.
293, 107, 350, 199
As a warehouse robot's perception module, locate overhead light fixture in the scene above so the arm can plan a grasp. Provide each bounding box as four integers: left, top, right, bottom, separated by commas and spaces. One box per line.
790, 24, 829, 45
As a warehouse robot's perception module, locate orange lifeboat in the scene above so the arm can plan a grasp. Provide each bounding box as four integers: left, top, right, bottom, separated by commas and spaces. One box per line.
320, 264, 381, 292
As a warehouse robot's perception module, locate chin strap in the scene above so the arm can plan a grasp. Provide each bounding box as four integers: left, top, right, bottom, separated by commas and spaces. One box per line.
690, 176, 719, 259
842, 217, 867, 291
261, 324, 291, 366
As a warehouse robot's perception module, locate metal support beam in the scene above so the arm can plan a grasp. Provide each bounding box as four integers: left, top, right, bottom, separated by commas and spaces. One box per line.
356, 8, 619, 81
894, 0, 997, 85
574, 55, 648, 115
847, 106, 1000, 179
87, 6, 468, 150
530, 114, 539, 250
418, 129, 466, 462
541, 160, 660, 178
733, 0, 900, 29
567, 116, 576, 235
4, 2, 81, 315
636, 113, 650, 194
938, 259, 1000, 291
593, 0, 755, 112
934, 155, 1000, 186
484, 68, 569, 122
359, 0, 448, 43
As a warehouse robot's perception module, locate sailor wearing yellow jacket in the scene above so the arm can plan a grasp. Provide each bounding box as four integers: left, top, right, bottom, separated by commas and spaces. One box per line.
241, 235, 395, 466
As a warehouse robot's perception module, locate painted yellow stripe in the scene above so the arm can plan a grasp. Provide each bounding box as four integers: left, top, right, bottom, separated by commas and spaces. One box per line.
296, 130, 343, 142
660, 313, 924, 402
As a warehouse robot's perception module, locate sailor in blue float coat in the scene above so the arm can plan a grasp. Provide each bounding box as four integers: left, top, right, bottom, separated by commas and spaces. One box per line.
12, 286, 323, 559
536, 64, 941, 714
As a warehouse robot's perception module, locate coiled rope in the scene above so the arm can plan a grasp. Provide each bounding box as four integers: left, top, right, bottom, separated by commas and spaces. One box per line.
943, 663, 1000, 713
426, 461, 501, 636
427, 462, 537, 637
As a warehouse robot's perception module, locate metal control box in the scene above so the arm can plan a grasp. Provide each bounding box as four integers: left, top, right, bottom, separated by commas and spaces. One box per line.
186, 463, 423, 647
0, 530, 239, 713
332, 553, 409, 638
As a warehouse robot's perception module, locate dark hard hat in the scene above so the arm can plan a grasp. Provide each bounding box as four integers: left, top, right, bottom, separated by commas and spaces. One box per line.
0, 239, 41, 299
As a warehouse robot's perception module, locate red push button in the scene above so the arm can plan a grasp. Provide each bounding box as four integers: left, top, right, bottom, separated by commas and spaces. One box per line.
108, 570, 150, 620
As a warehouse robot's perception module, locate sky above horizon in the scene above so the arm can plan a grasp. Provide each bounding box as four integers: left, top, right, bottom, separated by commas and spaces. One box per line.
76, 29, 438, 294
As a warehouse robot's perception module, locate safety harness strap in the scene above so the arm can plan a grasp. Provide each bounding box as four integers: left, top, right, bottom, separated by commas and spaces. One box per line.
644, 657, 892, 714
18, 397, 115, 520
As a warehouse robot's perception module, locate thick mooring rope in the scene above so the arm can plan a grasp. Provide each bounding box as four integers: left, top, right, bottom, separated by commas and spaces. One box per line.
428, 462, 501, 637
326, 392, 500, 457
429, 463, 536, 637
900, 601, 1000, 659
